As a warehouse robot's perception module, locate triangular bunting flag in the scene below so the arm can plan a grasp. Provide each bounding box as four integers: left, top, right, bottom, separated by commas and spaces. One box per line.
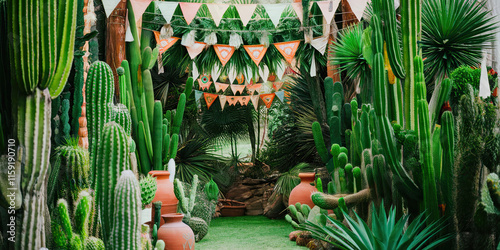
207, 3, 229, 27
198, 79, 212, 91
259, 65, 270, 82
479, 52, 491, 98
156, 2, 178, 23
262, 4, 288, 27
125, 19, 134, 42
316, 0, 341, 25
213, 45, 235, 66
260, 93, 275, 108
185, 42, 206, 59
273, 82, 284, 91
311, 36, 329, 55
238, 96, 251, 106
179, 2, 202, 25
215, 82, 229, 93
274, 40, 301, 64
211, 64, 221, 82
311, 53, 317, 77
244, 66, 254, 84
276, 61, 286, 80
219, 95, 227, 110
230, 85, 246, 95
250, 95, 260, 111
154, 31, 180, 54
291, 2, 304, 24
103, 0, 121, 18
195, 90, 203, 101
228, 66, 237, 84
131, 0, 153, 21
347, 0, 369, 21
227, 96, 239, 106
243, 45, 268, 66
204, 93, 218, 109
275, 90, 285, 102
395, 0, 400, 9
192, 62, 199, 81
247, 84, 262, 94
235, 4, 257, 27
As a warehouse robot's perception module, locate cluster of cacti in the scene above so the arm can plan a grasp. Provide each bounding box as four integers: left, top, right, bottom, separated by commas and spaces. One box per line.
51, 190, 104, 250
204, 178, 220, 201
48, 138, 90, 210
285, 203, 327, 229
174, 175, 209, 242
95, 122, 131, 244
109, 170, 141, 250
140, 175, 158, 207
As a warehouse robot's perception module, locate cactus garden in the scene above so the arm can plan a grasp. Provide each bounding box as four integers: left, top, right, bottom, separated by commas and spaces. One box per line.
1, 0, 500, 249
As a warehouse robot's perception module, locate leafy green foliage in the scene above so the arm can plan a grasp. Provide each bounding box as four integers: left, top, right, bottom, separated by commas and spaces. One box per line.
273, 163, 311, 200
421, 0, 497, 84
330, 23, 369, 82
302, 202, 452, 250
450, 66, 481, 102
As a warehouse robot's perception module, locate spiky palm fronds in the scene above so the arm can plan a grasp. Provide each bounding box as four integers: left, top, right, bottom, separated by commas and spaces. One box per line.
421, 0, 497, 84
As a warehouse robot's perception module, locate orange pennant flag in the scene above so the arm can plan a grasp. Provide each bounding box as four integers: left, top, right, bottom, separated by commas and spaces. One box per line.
247, 84, 262, 94
153, 31, 180, 54
238, 96, 251, 106
230, 84, 246, 95
273, 81, 284, 91
250, 95, 260, 111
214, 82, 229, 93
243, 45, 268, 66
274, 40, 301, 64
204, 93, 218, 109
227, 96, 239, 106
213, 44, 235, 66
219, 95, 227, 110
198, 79, 212, 91
260, 93, 275, 108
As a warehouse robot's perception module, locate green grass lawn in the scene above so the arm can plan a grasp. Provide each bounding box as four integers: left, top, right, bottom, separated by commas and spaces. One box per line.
196, 216, 305, 250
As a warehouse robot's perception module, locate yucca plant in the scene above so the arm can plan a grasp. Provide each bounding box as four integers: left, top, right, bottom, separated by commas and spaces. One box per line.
302, 202, 452, 250
421, 0, 497, 85
273, 163, 311, 200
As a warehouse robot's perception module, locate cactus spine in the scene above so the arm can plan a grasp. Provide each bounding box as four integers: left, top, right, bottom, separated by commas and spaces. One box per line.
95, 122, 130, 244
111, 103, 132, 135
140, 175, 158, 206
86, 61, 115, 186
109, 170, 141, 250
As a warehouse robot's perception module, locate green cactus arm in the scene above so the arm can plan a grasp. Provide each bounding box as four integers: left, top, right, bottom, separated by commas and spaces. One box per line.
189, 175, 199, 212
138, 121, 152, 175
360, 111, 372, 150
429, 78, 452, 130
353, 167, 362, 193
312, 121, 330, 164
143, 69, 155, 132
381, 0, 405, 79
153, 101, 163, 170
345, 164, 354, 193
316, 178, 323, 193
440, 111, 454, 216
52, 199, 73, 248
172, 93, 186, 135
74, 191, 92, 240
311, 189, 372, 210
184, 77, 194, 97
154, 240, 165, 250
140, 93, 153, 159
174, 179, 188, 214
432, 127, 442, 184
169, 133, 179, 161
417, 99, 439, 223
162, 129, 170, 165
142, 47, 153, 70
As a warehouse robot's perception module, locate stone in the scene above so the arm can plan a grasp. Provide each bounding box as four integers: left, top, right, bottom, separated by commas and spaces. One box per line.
289, 230, 302, 241
225, 184, 252, 201
295, 231, 313, 246
241, 178, 266, 185
246, 197, 263, 210
264, 193, 286, 219
245, 209, 264, 216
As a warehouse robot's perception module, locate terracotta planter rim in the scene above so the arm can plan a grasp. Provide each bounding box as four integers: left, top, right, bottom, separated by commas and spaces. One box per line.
149, 170, 171, 177
161, 213, 184, 219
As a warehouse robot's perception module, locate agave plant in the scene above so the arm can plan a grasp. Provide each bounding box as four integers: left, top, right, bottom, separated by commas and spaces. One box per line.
302, 202, 452, 250
421, 0, 497, 84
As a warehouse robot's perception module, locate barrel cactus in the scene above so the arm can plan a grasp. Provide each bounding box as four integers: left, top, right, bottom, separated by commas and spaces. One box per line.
140, 174, 158, 207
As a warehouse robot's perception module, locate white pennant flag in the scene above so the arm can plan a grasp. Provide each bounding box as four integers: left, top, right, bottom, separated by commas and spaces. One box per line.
157, 2, 178, 23
192, 62, 199, 81
348, 0, 369, 21
395, 0, 400, 9
479, 51, 491, 98
310, 53, 317, 77
125, 18, 134, 42
219, 95, 227, 110
244, 66, 254, 84
316, 0, 340, 25
207, 3, 230, 27
228, 66, 237, 84
212, 64, 221, 83
291, 2, 304, 24
263, 4, 288, 27
259, 65, 270, 82
276, 61, 286, 80
235, 4, 257, 27
311, 36, 329, 55
102, 0, 121, 18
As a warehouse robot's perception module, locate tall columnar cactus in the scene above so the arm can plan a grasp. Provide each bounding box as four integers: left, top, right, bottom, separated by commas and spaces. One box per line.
440, 111, 454, 218
153, 101, 163, 170
71, 0, 85, 137
95, 122, 130, 244
379, 0, 405, 79
86, 61, 115, 186
109, 170, 141, 250
61, 98, 71, 139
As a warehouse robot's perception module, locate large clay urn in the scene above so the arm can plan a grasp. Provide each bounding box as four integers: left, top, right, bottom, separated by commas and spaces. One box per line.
288, 173, 317, 208
157, 213, 195, 250
149, 171, 178, 226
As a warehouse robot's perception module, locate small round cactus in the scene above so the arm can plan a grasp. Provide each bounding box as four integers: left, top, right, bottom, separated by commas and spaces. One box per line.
140, 175, 158, 206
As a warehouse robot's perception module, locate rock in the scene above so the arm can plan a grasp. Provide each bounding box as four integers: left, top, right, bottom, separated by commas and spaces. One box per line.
253, 187, 265, 196
307, 239, 326, 250
289, 230, 302, 241
241, 178, 266, 185
246, 196, 263, 210
264, 193, 286, 219
225, 184, 252, 201
295, 231, 313, 246
245, 209, 263, 216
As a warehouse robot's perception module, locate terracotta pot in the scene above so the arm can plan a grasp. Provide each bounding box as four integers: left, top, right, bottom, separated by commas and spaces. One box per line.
288, 173, 317, 208
157, 213, 195, 250
218, 199, 246, 217
149, 171, 178, 226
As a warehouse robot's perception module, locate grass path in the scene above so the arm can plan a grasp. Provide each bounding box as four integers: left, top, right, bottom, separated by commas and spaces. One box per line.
196, 216, 304, 250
